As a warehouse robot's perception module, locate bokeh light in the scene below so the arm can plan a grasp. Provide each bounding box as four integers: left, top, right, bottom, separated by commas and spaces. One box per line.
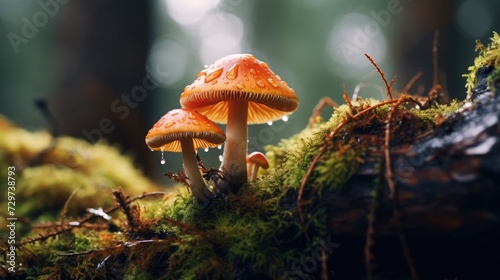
0, 0, 31, 22
163, 0, 221, 26
326, 12, 388, 79
198, 12, 244, 64
147, 39, 188, 87
457, 0, 493, 38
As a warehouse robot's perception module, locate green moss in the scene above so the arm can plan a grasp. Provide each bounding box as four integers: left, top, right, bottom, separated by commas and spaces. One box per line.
124, 268, 155, 280
265, 100, 383, 194
411, 99, 463, 129
20, 229, 120, 279
144, 180, 298, 279
464, 31, 500, 98
315, 146, 364, 193
0, 116, 158, 226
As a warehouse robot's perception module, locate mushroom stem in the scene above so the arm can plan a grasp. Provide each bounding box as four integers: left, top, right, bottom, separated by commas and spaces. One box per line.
180, 138, 209, 204
247, 162, 254, 179
251, 164, 260, 180
221, 99, 248, 190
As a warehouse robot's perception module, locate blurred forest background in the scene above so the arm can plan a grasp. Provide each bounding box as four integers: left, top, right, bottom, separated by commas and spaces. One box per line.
0, 0, 498, 185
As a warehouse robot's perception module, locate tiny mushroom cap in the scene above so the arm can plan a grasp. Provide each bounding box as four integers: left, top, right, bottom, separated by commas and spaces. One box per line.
180, 54, 299, 188
145, 108, 225, 204
246, 151, 269, 180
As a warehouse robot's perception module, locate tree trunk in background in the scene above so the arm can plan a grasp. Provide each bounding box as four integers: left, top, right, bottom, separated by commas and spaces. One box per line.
49, 0, 154, 177
392, 0, 455, 95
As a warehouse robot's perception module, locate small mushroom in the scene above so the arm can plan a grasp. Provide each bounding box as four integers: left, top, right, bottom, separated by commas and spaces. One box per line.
145, 109, 225, 204
246, 152, 269, 180
180, 54, 299, 190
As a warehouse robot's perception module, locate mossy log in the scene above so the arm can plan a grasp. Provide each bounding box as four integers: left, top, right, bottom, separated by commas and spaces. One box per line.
312, 66, 500, 236
285, 66, 500, 279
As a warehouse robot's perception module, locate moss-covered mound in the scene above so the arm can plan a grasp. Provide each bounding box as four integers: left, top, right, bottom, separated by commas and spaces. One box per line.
464, 31, 500, 98
0, 115, 158, 225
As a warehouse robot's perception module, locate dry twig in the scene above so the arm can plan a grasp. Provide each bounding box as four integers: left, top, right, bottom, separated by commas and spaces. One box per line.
60, 187, 81, 226
0, 191, 167, 253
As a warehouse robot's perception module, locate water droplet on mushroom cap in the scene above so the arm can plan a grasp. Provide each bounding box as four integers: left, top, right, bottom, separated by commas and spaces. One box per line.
226, 64, 239, 80
256, 80, 265, 88
204, 66, 223, 83
236, 83, 245, 90
154, 120, 164, 128
197, 70, 207, 78
164, 122, 175, 128
267, 78, 278, 88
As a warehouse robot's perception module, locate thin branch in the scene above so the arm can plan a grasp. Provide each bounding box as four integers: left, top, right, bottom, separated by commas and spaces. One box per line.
364, 54, 393, 99
399, 231, 419, 280
402, 71, 423, 94
365, 202, 376, 280
32, 222, 108, 231
60, 187, 81, 226
57, 239, 171, 257
432, 30, 440, 86
389, 76, 397, 94
321, 244, 329, 280
343, 84, 354, 114
4, 191, 167, 251
112, 188, 140, 230
34, 98, 59, 138
308, 97, 339, 128
384, 98, 404, 199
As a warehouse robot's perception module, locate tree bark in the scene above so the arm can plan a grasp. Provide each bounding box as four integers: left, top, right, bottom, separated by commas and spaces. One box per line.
288, 67, 500, 279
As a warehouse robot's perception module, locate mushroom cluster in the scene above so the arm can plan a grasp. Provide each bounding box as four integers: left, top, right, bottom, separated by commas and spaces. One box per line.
146, 54, 299, 201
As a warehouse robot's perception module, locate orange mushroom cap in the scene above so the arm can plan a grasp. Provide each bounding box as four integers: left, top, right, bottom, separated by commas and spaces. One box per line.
145, 109, 226, 151
246, 151, 269, 169
179, 54, 299, 124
